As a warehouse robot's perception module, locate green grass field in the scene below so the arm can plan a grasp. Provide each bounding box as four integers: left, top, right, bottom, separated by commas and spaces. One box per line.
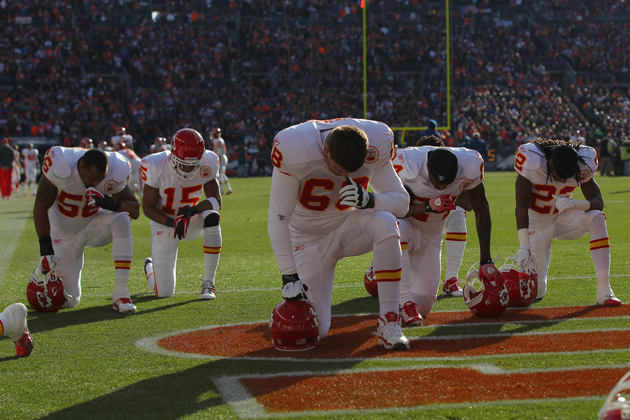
0, 172, 628, 420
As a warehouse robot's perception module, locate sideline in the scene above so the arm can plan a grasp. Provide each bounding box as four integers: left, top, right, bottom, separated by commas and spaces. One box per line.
0, 195, 33, 289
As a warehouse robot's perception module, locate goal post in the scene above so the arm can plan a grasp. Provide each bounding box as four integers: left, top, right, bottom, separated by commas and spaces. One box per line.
362, 0, 451, 142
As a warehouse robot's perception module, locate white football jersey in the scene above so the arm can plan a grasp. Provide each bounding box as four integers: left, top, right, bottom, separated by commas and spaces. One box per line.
22, 148, 39, 168
394, 146, 484, 230
271, 118, 402, 238
212, 137, 226, 157
42, 147, 131, 234
514, 142, 597, 223
118, 148, 142, 169
141, 150, 220, 227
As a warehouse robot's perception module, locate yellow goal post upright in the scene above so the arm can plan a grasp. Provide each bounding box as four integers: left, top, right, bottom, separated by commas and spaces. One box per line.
362, 0, 451, 145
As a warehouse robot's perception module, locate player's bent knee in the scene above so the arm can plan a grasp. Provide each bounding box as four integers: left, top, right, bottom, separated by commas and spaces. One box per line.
111, 212, 132, 234
367, 211, 399, 242
203, 211, 220, 228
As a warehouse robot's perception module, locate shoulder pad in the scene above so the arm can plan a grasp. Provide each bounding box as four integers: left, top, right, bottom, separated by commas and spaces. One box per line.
578, 145, 597, 172
108, 151, 132, 181
518, 143, 544, 171
47, 147, 73, 179
455, 147, 485, 179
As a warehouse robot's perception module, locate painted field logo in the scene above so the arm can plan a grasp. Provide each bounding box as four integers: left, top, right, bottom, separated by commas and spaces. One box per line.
138, 305, 630, 416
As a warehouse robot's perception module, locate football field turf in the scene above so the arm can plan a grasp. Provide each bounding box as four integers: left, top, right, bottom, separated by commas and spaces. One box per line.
0, 172, 628, 420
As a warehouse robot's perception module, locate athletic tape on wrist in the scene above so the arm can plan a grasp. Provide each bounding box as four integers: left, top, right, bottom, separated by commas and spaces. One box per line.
517, 228, 530, 247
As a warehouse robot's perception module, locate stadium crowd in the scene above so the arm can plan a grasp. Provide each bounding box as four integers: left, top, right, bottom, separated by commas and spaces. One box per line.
0, 0, 629, 176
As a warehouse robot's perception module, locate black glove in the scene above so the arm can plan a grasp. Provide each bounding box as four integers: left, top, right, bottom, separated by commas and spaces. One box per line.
281, 273, 314, 302
85, 187, 121, 211
177, 205, 199, 217
339, 177, 375, 209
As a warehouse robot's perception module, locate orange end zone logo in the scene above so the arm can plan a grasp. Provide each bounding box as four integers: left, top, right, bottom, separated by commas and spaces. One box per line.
137, 305, 630, 414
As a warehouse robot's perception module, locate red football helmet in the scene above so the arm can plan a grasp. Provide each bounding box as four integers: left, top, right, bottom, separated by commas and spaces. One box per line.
115, 141, 127, 151
170, 128, 205, 180
499, 257, 538, 307
79, 138, 94, 149
97, 140, 109, 151
26, 270, 70, 312
116, 127, 126, 136
463, 263, 509, 318
364, 262, 378, 297
599, 370, 630, 420
210, 127, 221, 139
269, 300, 320, 351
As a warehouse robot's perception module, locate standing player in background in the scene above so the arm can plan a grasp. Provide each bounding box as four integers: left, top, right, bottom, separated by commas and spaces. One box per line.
141, 128, 223, 300
110, 127, 133, 151
514, 138, 621, 306
79, 138, 94, 149
12, 145, 22, 193
268, 119, 410, 350
22, 143, 39, 196
0, 303, 33, 357
210, 128, 232, 195
33, 147, 140, 312
391, 135, 499, 320
0, 138, 14, 199
116, 142, 143, 198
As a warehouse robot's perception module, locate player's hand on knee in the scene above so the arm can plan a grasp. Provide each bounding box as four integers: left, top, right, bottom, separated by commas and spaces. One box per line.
281, 274, 314, 303
340, 177, 374, 209
425, 194, 456, 213
85, 187, 121, 211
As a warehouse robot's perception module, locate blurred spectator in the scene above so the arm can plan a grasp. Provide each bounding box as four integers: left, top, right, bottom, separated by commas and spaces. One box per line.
598, 136, 617, 177
464, 132, 488, 160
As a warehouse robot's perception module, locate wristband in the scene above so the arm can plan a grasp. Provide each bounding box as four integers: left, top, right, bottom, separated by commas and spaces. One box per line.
282, 273, 300, 285
517, 228, 530, 247
480, 258, 493, 266
207, 197, 220, 210
425, 201, 436, 213
39, 235, 55, 256
165, 217, 175, 228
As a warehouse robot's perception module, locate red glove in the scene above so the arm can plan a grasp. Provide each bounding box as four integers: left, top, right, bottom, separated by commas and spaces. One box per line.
427, 194, 456, 212
172, 214, 190, 240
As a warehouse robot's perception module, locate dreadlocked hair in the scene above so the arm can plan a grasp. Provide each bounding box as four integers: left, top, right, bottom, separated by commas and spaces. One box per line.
532, 137, 586, 184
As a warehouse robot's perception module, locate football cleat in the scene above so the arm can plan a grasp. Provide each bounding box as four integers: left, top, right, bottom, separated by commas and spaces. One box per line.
599, 370, 630, 420
400, 301, 423, 327
442, 277, 464, 297
3, 303, 34, 357
598, 293, 622, 308
200, 279, 216, 300
377, 312, 410, 350
113, 298, 137, 313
